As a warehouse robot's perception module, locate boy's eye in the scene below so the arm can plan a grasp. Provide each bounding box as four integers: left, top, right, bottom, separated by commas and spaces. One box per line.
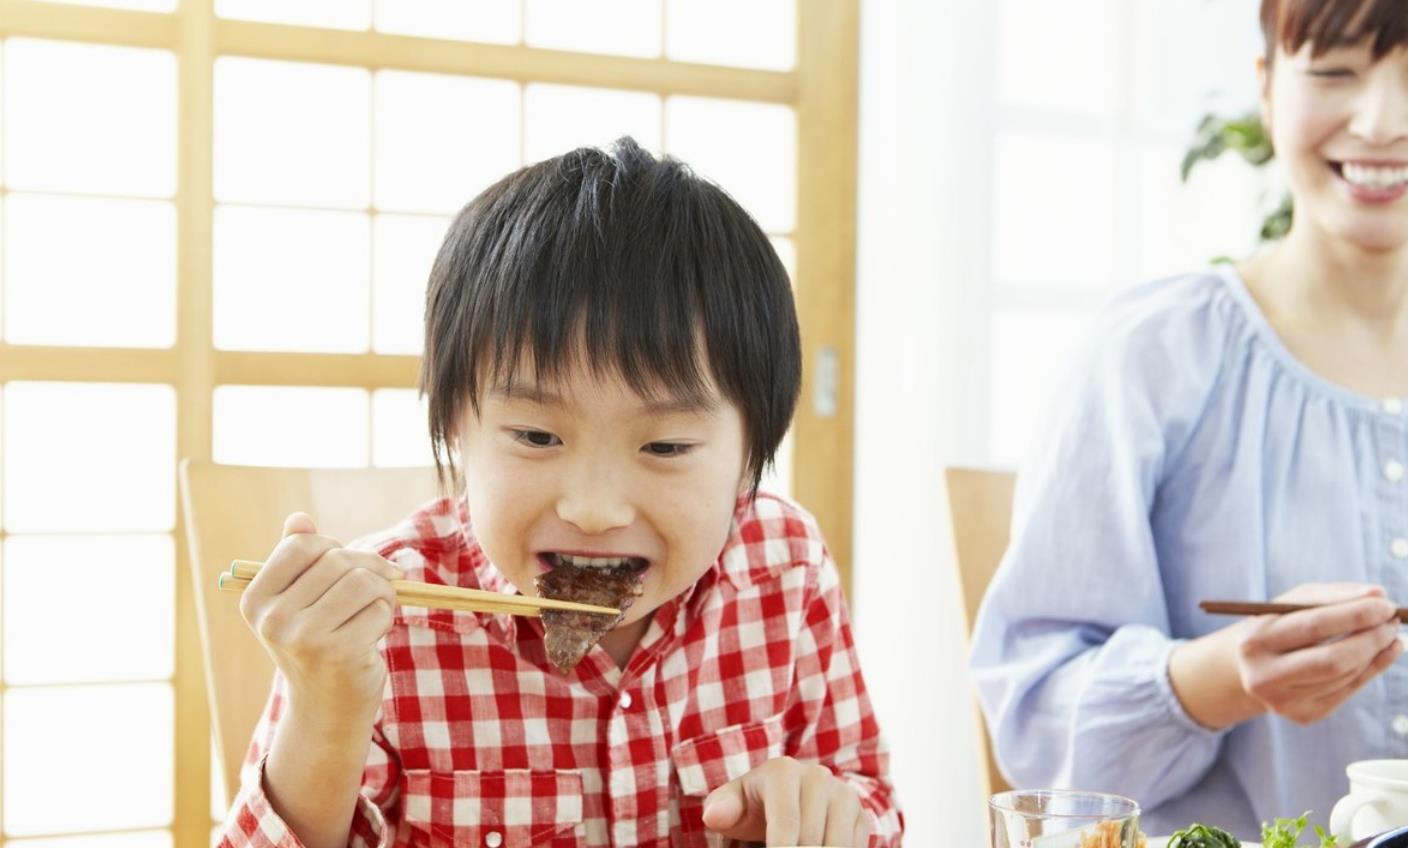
643, 442, 694, 458
1308, 67, 1355, 79
513, 429, 561, 448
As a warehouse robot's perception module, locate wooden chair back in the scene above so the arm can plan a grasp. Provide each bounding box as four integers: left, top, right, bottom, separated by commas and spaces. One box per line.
179, 460, 440, 806
944, 465, 1017, 797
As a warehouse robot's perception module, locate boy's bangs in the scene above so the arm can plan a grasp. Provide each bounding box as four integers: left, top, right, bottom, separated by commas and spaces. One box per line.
477, 299, 717, 413
462, 162, 723, 412
1267, 0, 1408, 59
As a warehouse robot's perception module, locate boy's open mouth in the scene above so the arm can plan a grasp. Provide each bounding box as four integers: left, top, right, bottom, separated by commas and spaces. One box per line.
538, 552, 649, 573
533, 553, 649, 673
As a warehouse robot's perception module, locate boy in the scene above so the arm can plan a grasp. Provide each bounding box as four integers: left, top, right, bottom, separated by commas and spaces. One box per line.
222, 137, 901, 847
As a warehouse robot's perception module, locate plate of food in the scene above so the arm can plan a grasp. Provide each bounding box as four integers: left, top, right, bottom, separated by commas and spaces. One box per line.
1149, 814, 1336, 848
1150, 823, 1408, 848
1148, 833, 1261, 839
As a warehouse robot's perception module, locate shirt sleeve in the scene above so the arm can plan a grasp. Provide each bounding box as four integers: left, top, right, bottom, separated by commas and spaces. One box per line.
968, 283, 1232, 811
789, 552, 904, 847
217, 671, 402, 848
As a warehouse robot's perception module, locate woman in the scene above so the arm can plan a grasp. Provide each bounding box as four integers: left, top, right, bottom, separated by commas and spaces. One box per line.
970, 0, 1408, 838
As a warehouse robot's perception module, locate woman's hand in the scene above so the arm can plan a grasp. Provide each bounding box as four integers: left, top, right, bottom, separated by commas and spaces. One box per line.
1237, 582, 1402, 724
239, 512, 403, 731
1170, 582, 1402, 729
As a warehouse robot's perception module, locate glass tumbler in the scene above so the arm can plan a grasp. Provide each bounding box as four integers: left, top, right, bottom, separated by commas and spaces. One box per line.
989, 789, 1142, 848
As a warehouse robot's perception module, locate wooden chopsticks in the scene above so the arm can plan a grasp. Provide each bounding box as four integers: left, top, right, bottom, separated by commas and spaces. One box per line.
218, 559, 620, 618
1201, 600, 1408, 624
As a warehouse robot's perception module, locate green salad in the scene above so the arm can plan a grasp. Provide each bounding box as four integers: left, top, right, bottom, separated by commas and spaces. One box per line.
1165, 823, 1240, 848
1165, 814, 1337, 848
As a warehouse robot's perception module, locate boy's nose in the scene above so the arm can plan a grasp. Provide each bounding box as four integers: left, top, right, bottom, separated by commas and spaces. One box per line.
554, 467, 635, 535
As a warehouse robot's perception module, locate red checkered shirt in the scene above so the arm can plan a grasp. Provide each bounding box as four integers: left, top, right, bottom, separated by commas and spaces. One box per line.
220, 492, 902, 848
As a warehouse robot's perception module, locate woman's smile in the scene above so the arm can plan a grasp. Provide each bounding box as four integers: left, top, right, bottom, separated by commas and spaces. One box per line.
1328, 158, 1408, 204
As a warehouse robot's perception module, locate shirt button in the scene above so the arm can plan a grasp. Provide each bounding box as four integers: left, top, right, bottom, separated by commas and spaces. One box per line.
1389, 461, 1407, 483
1393, 538, 1408, 559
618, 691, 633, 709
1386, 397, 1406, 415
1394, 715, 1408, 737
485, 832, 502, 848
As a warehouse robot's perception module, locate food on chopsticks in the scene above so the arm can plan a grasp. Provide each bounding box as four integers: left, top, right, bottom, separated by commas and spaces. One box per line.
1165, 813, 1337, 848
220, 560, 618, 619
1079, 820, 1148, 848
534, 555, 646, 672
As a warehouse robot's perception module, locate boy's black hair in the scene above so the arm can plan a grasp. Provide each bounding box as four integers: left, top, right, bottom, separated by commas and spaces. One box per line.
420, 136, 801, 493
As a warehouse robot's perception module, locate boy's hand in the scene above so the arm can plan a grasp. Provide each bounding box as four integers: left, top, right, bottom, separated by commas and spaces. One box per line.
239, 512, 403, 731
701, 757, 871, 847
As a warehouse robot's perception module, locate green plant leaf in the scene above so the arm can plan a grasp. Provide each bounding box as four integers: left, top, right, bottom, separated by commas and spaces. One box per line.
1259, 812, 1335, 848
1260, 193, 1293, 241
1182, 110, 1290, 245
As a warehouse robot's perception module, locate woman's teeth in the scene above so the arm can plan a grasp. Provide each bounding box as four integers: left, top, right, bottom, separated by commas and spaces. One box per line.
1341, 162, 1408, 190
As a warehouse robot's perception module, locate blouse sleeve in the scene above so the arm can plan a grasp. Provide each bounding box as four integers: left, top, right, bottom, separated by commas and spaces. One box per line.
968, 278, 1232, 809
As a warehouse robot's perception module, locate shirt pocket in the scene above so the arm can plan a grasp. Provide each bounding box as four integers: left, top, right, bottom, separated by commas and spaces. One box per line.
400, 768, 585, 847
669, 713, 789, 848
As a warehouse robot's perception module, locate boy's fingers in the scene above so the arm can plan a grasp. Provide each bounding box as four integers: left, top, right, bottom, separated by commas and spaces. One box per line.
702, 780, 747, 833
340, 548, 405, 582
760, 767, 802, 847
797, 771, 830, 846
327, 570, 398, 636
327, 596, 397, 651
282, 511, 317, 538
274, 549, 405, 613
253, 532, 340, 597
703, 764, 803, 845
821, 783, 863, 846
254, 511, 327, 598
852, 814, 872, 848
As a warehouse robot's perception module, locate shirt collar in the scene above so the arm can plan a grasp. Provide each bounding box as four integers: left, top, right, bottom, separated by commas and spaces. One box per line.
713, 493, 796, 590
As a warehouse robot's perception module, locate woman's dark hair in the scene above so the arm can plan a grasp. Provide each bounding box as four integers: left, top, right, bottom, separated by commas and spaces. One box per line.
1260, 0, 1408, 71
420, 136, 800, 494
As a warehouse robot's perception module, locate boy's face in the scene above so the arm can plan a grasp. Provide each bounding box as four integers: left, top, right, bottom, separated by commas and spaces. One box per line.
456, 358, 750, 629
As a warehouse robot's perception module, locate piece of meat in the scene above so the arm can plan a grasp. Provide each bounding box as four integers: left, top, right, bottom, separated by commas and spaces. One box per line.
534, 563, 645, 672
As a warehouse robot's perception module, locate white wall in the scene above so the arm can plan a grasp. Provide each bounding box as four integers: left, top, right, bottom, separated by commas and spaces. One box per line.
852, 0, 993, 844
850, 2, 1265, 844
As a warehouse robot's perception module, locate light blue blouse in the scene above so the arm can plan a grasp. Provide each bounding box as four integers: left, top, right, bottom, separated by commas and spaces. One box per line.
969, 265, 1408, 839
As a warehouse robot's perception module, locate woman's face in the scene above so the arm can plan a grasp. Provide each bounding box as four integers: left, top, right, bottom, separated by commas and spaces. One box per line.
1262, 41, 1408, 252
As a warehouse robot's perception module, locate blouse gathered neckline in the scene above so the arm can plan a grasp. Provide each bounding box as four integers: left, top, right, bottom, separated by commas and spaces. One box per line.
1212, 262, 1404, 414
